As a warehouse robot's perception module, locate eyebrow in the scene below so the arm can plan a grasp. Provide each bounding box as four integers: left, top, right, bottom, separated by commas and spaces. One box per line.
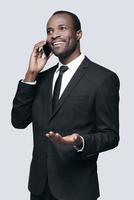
47, 24, 69, 30
58, 24, 67, 26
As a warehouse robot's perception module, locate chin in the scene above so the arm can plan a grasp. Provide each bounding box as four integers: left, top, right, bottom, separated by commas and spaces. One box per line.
53, 51, 68, 58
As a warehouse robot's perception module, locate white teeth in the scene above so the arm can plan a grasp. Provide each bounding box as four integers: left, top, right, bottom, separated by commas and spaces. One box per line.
53, 42, 64, 46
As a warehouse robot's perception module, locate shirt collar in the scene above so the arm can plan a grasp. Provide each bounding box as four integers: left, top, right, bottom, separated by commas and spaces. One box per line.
56, 54, 85, 73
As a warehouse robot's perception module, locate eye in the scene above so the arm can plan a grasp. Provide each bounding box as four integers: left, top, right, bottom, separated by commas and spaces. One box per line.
47, 29, 53, 35
59, 26, 67, 31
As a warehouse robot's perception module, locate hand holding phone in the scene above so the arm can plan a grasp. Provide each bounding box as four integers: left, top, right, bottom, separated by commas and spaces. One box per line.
24, 41, 52, 82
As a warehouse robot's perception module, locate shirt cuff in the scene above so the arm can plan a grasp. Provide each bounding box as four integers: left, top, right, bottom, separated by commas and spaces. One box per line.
73, 136, 85, 152
21, 80, 37, 85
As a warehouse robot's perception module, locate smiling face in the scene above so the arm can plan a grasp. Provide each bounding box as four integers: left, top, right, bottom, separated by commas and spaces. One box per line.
46, 13, 82, 63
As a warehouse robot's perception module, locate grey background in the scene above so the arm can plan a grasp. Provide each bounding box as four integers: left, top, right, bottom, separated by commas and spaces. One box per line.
0, 0, 133, 199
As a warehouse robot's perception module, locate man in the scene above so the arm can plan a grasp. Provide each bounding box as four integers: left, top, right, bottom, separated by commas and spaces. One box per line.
11, 10, 120, 200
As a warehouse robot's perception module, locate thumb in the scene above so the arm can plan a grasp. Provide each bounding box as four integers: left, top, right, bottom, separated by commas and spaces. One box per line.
73, 133, 79, 142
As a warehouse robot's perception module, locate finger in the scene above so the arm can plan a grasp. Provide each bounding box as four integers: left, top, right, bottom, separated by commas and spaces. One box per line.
46, 132, 63, 144
73, 134, 78, 140
72, 133, 78, 141
46, 131, 60, 140
46, 131, 54, 137
53, 133, 63, 143
35, 40, 46, 47
46, 131, 53, 138
33, 41, 46, 51
73, 133, 83, 146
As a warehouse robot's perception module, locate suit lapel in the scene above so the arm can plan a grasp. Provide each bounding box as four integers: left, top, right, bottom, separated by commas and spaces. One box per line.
50, 57, 90, 120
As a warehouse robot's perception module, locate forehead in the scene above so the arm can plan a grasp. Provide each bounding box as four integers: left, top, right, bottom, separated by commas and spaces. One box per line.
47, 13, 73, 28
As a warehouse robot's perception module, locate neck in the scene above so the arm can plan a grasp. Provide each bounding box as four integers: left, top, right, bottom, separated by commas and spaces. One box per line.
59, 50, 81, 65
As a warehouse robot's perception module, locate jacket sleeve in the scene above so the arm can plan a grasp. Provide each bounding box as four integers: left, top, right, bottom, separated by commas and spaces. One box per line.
11, 81, 37, 129
81, 72, 120, 157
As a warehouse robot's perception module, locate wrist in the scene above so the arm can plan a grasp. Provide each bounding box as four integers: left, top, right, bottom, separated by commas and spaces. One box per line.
24, 70, 38, 82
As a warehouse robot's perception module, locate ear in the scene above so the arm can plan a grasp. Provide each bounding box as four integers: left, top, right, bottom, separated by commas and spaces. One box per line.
76, 30, 82, 41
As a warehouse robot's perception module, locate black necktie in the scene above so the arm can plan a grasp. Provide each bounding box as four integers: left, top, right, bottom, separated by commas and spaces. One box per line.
52, 65, 68, 112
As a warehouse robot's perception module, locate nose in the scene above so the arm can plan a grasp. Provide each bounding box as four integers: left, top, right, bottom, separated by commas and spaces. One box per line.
50, 29, 61, 40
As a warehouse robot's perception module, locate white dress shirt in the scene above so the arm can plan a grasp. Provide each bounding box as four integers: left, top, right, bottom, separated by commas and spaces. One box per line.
52, 54, 85, 98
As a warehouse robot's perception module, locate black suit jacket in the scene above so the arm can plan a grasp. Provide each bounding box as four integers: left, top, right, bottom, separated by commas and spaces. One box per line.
11, 57, 120, 200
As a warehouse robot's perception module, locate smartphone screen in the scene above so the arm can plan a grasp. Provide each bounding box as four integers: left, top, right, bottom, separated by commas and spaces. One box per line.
42, 43, 51, 57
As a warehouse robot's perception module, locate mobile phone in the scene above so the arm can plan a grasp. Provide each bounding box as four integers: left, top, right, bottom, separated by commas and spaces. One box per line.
42, 43, 51, 57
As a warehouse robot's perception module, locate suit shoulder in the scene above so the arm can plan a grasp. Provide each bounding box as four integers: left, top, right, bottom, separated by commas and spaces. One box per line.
85, 57, 119, 80
83, 57, 120, 90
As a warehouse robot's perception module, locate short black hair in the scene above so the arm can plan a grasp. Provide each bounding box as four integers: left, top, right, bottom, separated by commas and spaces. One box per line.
52, 10, 81, 32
